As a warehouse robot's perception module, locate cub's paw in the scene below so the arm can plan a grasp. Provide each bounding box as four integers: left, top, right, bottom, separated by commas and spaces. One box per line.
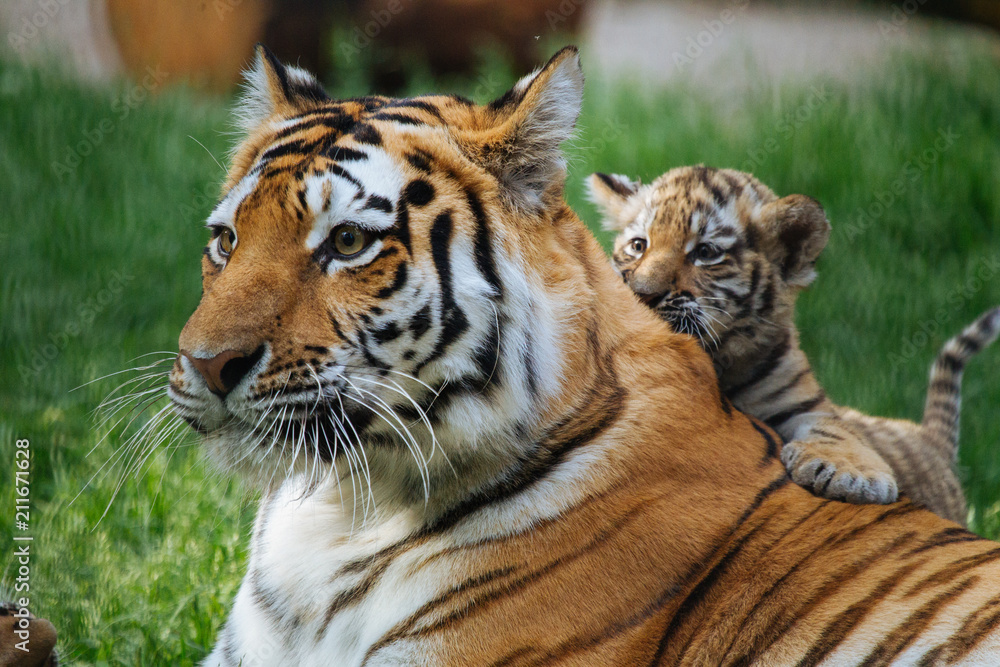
781, 440, 899, 505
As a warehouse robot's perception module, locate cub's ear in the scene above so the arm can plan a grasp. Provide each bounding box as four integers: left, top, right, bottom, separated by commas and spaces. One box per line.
459, 46, 584, 213
236, 44, 329, 136
762, 194, 831, 287
586, 173, 641, 231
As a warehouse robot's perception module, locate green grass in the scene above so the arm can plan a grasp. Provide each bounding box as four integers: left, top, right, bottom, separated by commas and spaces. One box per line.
1, 34, 999, 664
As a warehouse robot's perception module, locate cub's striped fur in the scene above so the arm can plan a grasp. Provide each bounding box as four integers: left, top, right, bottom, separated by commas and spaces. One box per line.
170, 48, 1000, 665
589, 166, 1000, 523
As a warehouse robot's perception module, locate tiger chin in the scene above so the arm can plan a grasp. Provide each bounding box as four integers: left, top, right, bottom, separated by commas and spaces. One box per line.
588, 165, 1000, 524
167, 47, 1000, 665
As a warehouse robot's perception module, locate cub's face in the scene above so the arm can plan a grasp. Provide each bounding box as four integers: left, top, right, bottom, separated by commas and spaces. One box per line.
588, 167, 830, 368
168, 46, 583, 489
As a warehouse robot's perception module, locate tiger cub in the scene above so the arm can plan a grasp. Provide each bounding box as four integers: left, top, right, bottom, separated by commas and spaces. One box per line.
588, 166, 999, 524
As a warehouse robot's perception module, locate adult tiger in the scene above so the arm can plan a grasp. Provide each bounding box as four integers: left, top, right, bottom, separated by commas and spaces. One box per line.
169, 45, 1000, 666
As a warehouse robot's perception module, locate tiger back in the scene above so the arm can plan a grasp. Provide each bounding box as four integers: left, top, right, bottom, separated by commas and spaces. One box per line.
170, 48, 1000, 666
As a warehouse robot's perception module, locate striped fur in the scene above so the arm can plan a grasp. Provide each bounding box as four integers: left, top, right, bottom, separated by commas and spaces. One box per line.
589, 167, 999, 524
170, 50, 1000, 665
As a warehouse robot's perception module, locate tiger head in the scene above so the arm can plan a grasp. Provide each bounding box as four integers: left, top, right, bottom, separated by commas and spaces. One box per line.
587, 166, 830, 380
169, 46, 596, 507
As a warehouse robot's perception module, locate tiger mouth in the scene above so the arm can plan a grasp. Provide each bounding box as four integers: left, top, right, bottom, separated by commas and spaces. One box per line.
656, 302, 711, 348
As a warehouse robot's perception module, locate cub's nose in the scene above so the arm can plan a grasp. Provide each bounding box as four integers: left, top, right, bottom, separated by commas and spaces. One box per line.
181, 346, 265, 398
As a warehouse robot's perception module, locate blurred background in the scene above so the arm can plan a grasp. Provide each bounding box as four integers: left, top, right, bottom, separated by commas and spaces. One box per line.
1, 1, 999, 663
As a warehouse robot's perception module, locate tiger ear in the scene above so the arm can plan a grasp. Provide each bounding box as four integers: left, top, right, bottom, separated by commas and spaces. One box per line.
461, 46, 584, 213
763, 194, 831, 287
236, 44, 329, 136
586, 173, 641, 231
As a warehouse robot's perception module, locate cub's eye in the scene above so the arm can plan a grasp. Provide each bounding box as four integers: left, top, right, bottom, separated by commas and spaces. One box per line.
692, 243, 724, 263
332, 224, 370, 257
626, 238, 647, 256
218, 229, 236, 257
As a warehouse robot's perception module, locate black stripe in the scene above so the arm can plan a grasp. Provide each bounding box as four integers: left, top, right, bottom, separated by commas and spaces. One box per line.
345, 95, 389, 111
375, 262, 408, 299
861, 576, 977, 666
795, 560, 924, 667
468, 189, 504, 299
763, 392, 826, 430
327, 163, 363, 190
409, 305, 431, 340
372, 321, 401, 344
416, 212, 469, 372
364, 195, 393, 213
734, 262, 761, 320
904, 546, 1000, 597
371, 112, 423, 126
427, 356, 625, 534
405, 149, 432, 173
809, 428, 844, 441
758, 368, 812, 405
725, 333, 791, 397
650, 477, 791, 664
356, 329, 389, 371
937, 352, 965, 375
472, 314, 503, 392
723, 510, 923, 665
955, 333, 983, 355
329, 314, 355, 348
270, 113, 354, 143
370, 245, 399, 264
758, 273, 777, 316
933, 594, 1000, 662
523, 331, 539, 400
393, 199, 412, 253
595, 172, 635, 198
260, 139, 311, 164
321, 145, 368, 162
367, 496, 658, 664
749, 419, 782, 462
905, 527, 985, 556
387, 99, 444, 120
350, 123, 382, 145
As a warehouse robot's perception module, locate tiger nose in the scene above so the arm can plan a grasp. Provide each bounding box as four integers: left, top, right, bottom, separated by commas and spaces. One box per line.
181, 346, 265, 398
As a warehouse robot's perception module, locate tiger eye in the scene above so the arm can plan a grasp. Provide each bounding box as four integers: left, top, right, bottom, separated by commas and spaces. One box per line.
628, 238, 647, 255
333, 224, 368, 256
219, 229, 236, 257
693, 243, 723, 262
